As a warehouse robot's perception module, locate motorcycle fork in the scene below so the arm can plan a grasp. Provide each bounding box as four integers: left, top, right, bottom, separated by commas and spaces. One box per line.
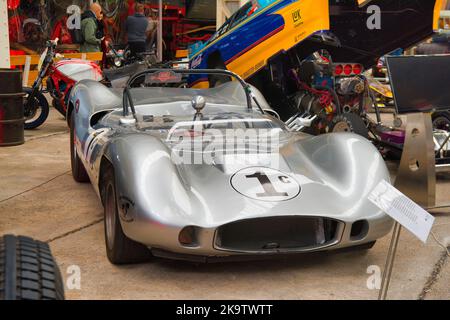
26, 60, 52, 108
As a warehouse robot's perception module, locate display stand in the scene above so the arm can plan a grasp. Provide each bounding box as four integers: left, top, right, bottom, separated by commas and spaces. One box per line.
394, 113, 436, 208
379, 112, 436, 300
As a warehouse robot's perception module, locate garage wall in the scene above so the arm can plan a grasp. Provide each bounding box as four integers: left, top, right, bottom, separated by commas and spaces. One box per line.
216, 0, 247, 27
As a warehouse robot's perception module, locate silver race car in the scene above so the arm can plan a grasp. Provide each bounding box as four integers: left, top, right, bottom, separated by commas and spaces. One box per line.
68, 69, 393, 264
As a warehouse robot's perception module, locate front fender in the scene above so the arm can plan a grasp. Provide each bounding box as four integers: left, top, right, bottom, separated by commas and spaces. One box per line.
294, 133, 394, 240
69, 80, 121, 119
295, 133, 391, 220
104, 134, 196, 228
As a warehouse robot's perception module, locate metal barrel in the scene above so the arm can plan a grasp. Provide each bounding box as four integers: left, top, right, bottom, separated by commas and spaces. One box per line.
0, 69, 25, 147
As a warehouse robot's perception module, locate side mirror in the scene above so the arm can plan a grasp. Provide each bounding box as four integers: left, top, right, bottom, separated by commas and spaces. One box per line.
192, 95, 206, 120
191, 95, 206, 113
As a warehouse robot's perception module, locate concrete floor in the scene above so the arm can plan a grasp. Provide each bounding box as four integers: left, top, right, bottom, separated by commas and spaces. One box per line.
0, 109, 448, 300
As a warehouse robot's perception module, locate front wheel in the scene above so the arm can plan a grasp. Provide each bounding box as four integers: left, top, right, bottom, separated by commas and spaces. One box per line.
70, 115, 89, 183
23, 88, 50, 130
102, 166, 152, 265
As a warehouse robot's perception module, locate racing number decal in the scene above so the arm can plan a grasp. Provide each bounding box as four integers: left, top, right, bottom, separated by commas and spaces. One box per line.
84, 128, 110, 166
245, 172, 288, 197
231, 168, 301, 202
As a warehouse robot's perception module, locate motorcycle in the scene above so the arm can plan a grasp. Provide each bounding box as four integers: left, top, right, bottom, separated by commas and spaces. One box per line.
24, 39, 161, 129
102, 48, 159, 88
46, 49, 103, 122
105, 42, 160, 70
105, 43, 131, 69
23, 39, 104, 129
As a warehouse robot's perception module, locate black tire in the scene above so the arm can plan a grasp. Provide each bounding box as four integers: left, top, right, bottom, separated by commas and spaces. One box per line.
384, 148, 402, 161
70, 115, 90, 183
102, 165, 152, 265
329, 113, 369, 139
432, 112, 450, 132
336, 241, 377, 253
0, 235, 64, 300
358, 240, 377, 250
23, 88, 50, 130
208, 59, 231, 88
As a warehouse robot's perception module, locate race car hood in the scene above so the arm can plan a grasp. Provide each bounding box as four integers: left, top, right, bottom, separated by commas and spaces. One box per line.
325, 0, 443, 67
133, 132, 389, 228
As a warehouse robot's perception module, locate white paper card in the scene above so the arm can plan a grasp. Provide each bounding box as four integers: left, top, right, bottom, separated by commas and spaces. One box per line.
368, 180, 435, 243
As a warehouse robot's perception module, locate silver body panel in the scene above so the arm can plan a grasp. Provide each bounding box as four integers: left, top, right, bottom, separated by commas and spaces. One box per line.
69, 79, 393, 259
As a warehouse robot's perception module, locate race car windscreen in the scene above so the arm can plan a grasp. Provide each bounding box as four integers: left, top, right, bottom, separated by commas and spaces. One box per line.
126, 70, 254, 111
129, 85, 248, 109
387, 55, 450, 114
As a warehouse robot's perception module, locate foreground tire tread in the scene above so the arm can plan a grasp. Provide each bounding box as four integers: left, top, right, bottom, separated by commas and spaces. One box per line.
0, 235, 64, 300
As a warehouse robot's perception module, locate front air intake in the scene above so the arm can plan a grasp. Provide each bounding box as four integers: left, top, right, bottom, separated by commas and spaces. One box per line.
215, 217, 341, 253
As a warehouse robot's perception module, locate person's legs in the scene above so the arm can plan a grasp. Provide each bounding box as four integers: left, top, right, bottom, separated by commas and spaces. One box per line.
128, 42, 138, 58
129, 42, 147, 58
146, 32, 156, 52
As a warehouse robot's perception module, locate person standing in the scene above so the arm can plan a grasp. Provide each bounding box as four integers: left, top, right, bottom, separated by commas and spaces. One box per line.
51, 15, 73, 46
81, 3, 104, 52
125, 3, 149, 58
146, 9, 158, 52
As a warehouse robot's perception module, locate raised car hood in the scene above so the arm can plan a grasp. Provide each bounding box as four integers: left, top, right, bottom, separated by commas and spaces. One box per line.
326, 0, 443, 67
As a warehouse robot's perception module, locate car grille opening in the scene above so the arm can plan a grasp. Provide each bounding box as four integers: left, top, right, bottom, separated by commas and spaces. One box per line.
215, 217, 340, 252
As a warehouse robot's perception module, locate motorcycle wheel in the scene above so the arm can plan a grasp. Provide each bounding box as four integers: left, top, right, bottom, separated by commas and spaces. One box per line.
432, 112, 450, 132
23, 88, 50, 130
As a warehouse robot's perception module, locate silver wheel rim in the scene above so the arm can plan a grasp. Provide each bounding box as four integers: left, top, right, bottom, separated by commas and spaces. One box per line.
105, 184, 116, 250
72, 131, 77, 162
25, 107, 39, 122
24, 96, 40, 123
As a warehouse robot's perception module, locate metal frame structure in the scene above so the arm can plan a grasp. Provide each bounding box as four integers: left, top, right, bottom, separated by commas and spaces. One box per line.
0, 0, 10, 69
379, 113, 436, 300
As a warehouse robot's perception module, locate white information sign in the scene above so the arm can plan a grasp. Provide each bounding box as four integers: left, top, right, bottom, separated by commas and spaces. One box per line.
369, 180, 435, 243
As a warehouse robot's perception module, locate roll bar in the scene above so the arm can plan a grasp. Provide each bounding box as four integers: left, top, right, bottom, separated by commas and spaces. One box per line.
123, 69, 261, 117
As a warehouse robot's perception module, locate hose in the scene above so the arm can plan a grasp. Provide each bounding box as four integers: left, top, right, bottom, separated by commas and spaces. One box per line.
314, 85, 342, 116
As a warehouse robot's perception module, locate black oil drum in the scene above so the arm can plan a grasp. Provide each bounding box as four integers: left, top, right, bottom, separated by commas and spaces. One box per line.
0, 69, 25, 147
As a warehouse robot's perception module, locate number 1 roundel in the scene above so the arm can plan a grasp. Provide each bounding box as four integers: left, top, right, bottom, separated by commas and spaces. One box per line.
231, 167, 301, 202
